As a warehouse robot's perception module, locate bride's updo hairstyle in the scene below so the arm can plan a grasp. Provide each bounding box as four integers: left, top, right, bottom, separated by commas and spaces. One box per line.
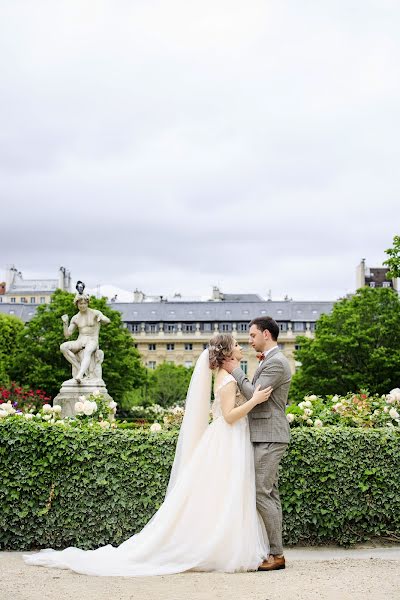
208, 333, 235, 370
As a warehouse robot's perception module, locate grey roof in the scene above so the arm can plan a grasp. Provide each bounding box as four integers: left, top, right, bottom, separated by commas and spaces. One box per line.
222, 293, 263, 302
8, 278, 58, 293
0, 304, 38, 321
0, 300, 335, 324
110, 300, 334, 322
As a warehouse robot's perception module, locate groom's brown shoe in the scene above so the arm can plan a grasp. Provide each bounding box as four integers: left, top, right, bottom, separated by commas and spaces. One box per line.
258, 555, 286, 571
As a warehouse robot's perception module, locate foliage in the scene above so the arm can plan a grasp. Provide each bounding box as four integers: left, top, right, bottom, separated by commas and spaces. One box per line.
0, 314, 24, 385
9, 289, 146, 401
121, 363, 194, 410
0, 382, 51, 413
0, 421, 399, 549
384, 234, 400, 279
290, 287, 400, 401
286, 388, 400, 429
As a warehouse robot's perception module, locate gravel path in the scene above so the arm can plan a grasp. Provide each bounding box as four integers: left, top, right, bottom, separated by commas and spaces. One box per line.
1, 547, 399, 600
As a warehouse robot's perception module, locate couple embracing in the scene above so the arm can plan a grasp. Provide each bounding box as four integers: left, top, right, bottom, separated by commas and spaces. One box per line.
25, 316, 292, 576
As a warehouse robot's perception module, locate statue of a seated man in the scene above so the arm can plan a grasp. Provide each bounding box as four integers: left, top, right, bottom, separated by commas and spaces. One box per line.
60, 282, 110, 384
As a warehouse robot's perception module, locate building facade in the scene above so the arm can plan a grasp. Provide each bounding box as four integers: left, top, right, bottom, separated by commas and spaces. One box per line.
112, 295, 334, 378
356, 259, 398, 291
0, 266, 71, 304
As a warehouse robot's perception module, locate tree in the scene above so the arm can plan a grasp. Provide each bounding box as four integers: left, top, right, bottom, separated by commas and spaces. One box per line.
384, 234, 400, 279
0, 313, 24, 385
121, 362, 194, 410
10, 289, 146, 400
290, 287, 400, 401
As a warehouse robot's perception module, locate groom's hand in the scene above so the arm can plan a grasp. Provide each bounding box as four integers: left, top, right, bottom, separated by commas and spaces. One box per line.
222, 357, 240, 373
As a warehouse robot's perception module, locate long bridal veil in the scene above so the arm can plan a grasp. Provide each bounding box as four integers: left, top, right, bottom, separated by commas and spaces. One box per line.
166, 349, 212, 496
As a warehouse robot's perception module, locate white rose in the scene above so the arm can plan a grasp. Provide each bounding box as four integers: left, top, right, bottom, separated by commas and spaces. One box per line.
389, 388, 400, 401
0, 410, 8, 418
301, 414, 309, 421
304, 408, 313, 416
74, 401, 84, 414
2, 403, 16, 414
386, 395, 395, 404
314, 419, 323, 428
35, 413, 42, 419
55, 420, 65, 425
92, 390, 101, 397
389, 407, 399, 420
373, 410, 380, 416
150, 422, 162, 432
83, 401, 95, 416
286, 413, 295, 423
99, 420, 110, 429
108, 401, 117, 409
24, 413, 34, 420
78, 395, 87, 402
306, 419, 313, 425
43, 414, 52, 421
332, 395, 339, 403
298, 402, 305, 410
53, 405, 62, 414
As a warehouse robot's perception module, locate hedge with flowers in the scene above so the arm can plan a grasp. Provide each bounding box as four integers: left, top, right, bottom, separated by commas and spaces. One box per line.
1, 414, 399, 549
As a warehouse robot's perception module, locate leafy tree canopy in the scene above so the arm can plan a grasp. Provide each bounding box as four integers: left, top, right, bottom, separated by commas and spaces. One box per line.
0, 313, 24, 385
384, 234, 400, 279
290, 287, 400, 401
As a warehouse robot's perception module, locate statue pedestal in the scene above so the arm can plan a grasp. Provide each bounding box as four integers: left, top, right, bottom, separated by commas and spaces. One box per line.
53, 378, 113, 418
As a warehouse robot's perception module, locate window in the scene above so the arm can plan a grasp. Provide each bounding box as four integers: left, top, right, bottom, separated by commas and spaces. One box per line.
202, 322, 212, 332
133, 343, 138, 348
310, 322, 316, 332
167, 343, 175, 351
11, 297, 16, 303
293, 322, 305, 332
278, 343, 284, 350
146, 324, 158, 333
240, 360, 248, 375
183, 323, 194, 333
148, 343, 156, 351
166, 323, 176, 333
184, 361, 193, 368
131, 323, 140, 333
40, 297, 45, 303
294, 344, 301, 351
147, 361, 156, 370
30, 297, 35, 304
9, 310, 14, 314
238, 322, 248, 332
221, 323, 231, 332
369, 282, 376, 288
279, 322, 287, 332
20, 297, 27, 303
382, 281, 391, 288
185, 343, 193, 351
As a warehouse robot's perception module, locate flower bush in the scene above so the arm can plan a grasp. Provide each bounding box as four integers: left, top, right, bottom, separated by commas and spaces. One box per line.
286, 388, 400, 429
0, 390, 118, 429
0, 383, 51, 413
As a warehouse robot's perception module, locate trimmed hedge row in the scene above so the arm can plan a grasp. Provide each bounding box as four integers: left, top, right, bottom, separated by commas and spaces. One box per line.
1, 420, 399, 549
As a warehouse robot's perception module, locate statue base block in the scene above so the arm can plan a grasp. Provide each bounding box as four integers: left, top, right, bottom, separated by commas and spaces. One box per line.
53, 378, 113, 418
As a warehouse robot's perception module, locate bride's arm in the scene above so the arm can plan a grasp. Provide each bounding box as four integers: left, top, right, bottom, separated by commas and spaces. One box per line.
219, 382, 272, 425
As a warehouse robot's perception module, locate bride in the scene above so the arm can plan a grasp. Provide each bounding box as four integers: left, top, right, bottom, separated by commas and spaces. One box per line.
24, 334, 272, 576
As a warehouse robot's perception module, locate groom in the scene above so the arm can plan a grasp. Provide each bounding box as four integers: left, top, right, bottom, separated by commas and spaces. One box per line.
223, 316, 291, 571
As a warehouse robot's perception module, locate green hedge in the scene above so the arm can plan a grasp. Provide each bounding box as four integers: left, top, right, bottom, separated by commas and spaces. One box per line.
1, 420, 399, 549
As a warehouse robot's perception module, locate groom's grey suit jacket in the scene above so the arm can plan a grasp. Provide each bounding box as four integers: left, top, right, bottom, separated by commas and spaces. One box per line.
232, 347, 291, 443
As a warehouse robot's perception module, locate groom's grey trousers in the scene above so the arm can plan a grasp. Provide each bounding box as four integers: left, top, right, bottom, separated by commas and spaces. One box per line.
232, 348, 292, 556
253, 441, 287, 555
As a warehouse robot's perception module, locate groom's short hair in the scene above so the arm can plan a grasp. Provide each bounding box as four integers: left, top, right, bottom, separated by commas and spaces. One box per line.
249, 317, 279, 341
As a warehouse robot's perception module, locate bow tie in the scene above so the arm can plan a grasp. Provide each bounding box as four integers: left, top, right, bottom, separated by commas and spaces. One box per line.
257, 352, 265, 362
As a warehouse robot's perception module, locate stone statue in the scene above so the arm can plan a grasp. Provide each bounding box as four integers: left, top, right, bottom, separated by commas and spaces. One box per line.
53, 281, 113, 416
60, 285, 110, 384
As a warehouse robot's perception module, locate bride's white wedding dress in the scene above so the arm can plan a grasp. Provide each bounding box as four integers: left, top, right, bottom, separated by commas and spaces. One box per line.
24, 358, 268, 576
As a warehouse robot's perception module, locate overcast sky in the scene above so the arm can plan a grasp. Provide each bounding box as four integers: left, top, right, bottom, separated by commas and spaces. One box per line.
1, 1, 399, 301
